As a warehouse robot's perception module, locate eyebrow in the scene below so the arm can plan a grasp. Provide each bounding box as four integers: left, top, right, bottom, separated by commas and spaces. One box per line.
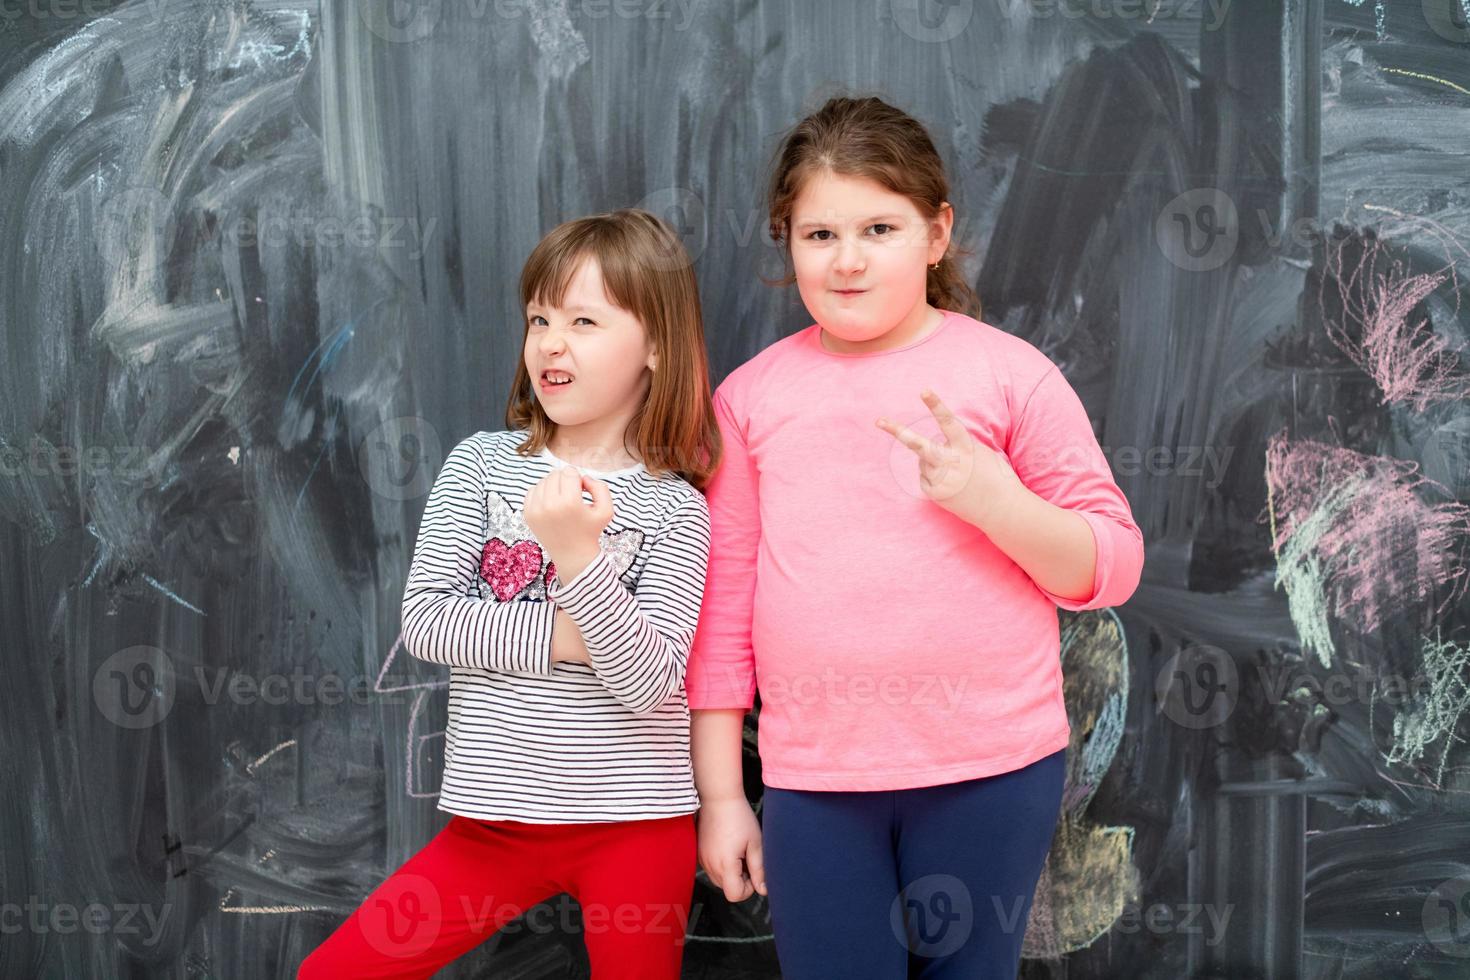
792, 214, 907, 230
526, 303, 606, 316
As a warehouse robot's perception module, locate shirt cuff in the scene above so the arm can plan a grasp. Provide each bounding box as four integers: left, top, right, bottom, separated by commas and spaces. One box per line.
1036, 510, 1111, 611
520, 599, 557, 675
546, 548, 615, 610
687, 689, 756, 711
685, 653, 758, 710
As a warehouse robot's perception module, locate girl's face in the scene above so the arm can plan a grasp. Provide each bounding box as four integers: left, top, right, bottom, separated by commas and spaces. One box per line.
788, 169, 952, 350
524, 257, 657, 452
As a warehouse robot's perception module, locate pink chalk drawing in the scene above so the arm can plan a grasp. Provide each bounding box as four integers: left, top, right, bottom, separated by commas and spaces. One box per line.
1319, 213, 1470, 412
1264, 433, 1470, 667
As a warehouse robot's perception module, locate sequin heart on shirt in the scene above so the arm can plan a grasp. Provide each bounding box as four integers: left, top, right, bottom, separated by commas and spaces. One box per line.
479, 538, 545, 602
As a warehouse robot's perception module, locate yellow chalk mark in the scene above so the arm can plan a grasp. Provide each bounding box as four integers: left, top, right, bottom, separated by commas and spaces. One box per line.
1381, 67, 1470, 97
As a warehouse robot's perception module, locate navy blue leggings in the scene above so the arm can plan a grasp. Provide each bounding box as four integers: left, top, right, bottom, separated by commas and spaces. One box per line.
760, 748, 1066, 979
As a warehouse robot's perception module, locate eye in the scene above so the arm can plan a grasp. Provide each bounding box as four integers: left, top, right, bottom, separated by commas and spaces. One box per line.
869, 223, 894, 235
528, 314, 598, 328
805, 229, 834, 241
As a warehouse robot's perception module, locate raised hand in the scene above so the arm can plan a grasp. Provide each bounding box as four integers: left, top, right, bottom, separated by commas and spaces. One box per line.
876, 388, 1022, 527
523, 466, 612, 585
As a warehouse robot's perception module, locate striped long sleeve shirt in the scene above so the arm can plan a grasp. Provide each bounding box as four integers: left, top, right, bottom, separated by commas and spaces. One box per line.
399, 429, 710, 823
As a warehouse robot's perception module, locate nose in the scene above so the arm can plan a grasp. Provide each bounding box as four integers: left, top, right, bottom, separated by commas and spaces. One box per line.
537, 323, 567, 356
833, 236, 865, 277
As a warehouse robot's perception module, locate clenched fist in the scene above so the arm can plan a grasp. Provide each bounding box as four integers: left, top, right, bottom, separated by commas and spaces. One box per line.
523, 465, 613, 586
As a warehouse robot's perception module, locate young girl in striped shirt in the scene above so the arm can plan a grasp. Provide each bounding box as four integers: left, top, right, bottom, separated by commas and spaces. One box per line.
300, 209, 719, 979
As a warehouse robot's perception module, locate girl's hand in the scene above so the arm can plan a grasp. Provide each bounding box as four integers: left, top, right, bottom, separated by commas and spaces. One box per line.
877, 389, 1023, 529
696, 797, 767, 902
524, 466, 612, 583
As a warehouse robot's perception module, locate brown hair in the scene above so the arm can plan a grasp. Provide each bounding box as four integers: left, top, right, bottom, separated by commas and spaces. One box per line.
765, 95, 981, 319
505, 209, 721, 490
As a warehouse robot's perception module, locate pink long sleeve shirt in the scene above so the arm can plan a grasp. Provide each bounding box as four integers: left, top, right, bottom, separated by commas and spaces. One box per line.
685, 309, 1145, 791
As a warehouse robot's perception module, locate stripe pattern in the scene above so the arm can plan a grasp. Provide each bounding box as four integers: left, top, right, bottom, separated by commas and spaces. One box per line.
400, 430, 710, 823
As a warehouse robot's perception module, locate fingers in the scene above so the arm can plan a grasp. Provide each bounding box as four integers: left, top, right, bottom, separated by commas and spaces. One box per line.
719, 858, 754, 903
548, 468, 613, 512
581, 475, 615, 520
528, 468, 565, 506
747, 837, 767, 896
921, 388, 969, 448
878, 393, 967, 450
540, 466, 587, 508
697, 831, 764, 904
554, 465, 580, 498
581, 474, 611, 502
875, 416, 934, 459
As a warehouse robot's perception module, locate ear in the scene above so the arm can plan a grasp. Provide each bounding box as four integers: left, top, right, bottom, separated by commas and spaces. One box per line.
929, 202, 955, 265
646, 346, 658, 373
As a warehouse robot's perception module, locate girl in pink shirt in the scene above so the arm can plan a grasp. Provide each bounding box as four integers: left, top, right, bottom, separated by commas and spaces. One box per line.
686, 96, 1144, 977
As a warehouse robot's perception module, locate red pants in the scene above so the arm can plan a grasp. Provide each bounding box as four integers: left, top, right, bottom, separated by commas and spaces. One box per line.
297, 812, 695, 979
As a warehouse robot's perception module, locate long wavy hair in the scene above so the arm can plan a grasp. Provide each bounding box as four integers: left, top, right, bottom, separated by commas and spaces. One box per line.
505, 209, 721, 490
765, 94, 982, 319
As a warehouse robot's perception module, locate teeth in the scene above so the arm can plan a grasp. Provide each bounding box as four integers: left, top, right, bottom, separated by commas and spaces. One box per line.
544, 371, 573, 384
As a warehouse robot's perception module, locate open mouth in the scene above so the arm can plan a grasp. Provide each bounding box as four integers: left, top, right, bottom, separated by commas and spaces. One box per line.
539, 369, 575, 391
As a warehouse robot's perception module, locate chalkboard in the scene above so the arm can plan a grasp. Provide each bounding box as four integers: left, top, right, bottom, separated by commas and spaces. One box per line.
3, 0, 1470, 977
